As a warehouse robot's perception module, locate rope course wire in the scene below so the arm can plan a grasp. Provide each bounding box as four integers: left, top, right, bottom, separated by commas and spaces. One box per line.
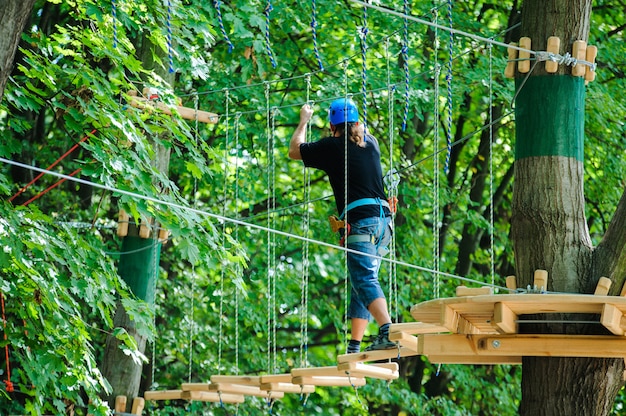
1, 157, 512, 293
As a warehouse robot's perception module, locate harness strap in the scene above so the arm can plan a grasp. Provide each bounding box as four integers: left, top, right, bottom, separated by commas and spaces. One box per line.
339, 197, 390, 220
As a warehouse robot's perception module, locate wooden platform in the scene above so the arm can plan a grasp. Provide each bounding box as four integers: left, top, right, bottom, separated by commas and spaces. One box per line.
384, 273, 626, 365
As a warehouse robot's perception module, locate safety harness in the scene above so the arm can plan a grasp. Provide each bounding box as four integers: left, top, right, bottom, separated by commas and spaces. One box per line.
328, 197, 397, 248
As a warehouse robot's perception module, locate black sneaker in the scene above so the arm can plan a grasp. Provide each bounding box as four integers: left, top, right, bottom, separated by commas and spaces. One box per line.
363, 334, 397, 351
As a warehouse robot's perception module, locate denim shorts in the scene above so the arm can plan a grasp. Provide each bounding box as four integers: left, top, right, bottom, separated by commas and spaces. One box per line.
346, 215, 392, 320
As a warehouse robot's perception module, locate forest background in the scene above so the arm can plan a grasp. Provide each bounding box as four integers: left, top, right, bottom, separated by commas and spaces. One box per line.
0, 0, 625, 415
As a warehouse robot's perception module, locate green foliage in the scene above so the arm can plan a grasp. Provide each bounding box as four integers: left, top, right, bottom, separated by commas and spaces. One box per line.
1, 0, 625, 414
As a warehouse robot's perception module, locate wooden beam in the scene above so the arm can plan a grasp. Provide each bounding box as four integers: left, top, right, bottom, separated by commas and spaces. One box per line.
533, 269, 548, 291
115, 395, 127, 412
131, 397, 144, 415
421, 333, 626, 358
337, 362, 399, 380
594, 277, 612, 296
492, 302, 517, 334
600, 303, 624, 335
144, 390, 183, 401
292, 376, 366, 387
259, 374, 293, 384
427, 355, 522, 365
127, 92, 218, 124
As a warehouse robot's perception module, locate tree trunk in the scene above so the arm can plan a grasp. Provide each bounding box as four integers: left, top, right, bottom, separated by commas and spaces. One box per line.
99, 30, 174, 410
0, 0, 36, 100
511, 1, 624, 414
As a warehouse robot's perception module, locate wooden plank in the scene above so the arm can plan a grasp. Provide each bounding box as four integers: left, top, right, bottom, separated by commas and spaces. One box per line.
209, 375, 260, 386
127, 94, 219, 124
388, 322, 449, 334
337, 347, 418, 364
337, 362, 399, 380
144, 390, 183, 401
259, 374, 293, 384
260, 382, 315, 394
208, 383, 284, 398
292, 376, 366, 387
419, 334, 477, 357
388, 331, 419, 352
186, 390, 245, 403
291, 366, 341, 377
492, 302, 517, 334
181, 383, 211, 391
441, 304, 460, 332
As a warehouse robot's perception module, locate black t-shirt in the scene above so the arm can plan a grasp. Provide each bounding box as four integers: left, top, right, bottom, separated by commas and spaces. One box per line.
300, 134, 390, 222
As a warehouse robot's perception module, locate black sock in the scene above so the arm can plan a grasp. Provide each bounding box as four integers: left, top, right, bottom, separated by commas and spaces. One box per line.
379, 323, 391, 338
347, 339, 361, 354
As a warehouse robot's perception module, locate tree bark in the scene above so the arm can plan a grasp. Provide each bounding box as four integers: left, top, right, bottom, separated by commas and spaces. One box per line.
512, 1, 624, 415
0, 0, 37, 100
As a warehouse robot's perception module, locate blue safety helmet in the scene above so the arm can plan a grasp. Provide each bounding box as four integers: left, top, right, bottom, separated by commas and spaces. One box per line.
328, 98, 359, 125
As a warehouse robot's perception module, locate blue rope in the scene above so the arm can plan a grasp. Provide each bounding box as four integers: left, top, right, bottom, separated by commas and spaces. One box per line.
360, 3, 369, 131
214, 0, 234, 53
111, 0, 118, 49
401, 0, 409, 131
310, 0, 324, 70
264, 0, 277, 68
444, 0, 453, 174
166, 0, 174, 73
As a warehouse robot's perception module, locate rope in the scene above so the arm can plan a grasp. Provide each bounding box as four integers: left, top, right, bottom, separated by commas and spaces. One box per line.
187, 93, 200, 382
359, 3, 369, 132
299, 75, 313, 369
111, 0, 118, 49
488, 44, 495, 287
1, 157, 512, 292
310, 0, 323, 70
217, 91, 229, 376
264, 0, 277, 69
432, 9, 441, 299
342, 60, 350, 353
213, 0, 234, 53
385, 41, 399, 321
444, 0, 453, 175
21, 167, 82, 206
9, 129, 96, 202
234, 112, 242, 375
401, 0, 410, 132
166, 0, 174, 73
1, 292, 14, 393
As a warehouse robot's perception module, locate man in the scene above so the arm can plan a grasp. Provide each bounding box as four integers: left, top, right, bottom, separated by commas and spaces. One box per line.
288, 98, 395, 353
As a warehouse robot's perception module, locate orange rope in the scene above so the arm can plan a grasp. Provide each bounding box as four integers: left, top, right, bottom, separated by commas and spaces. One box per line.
9, 129, 96, 203
1, 292, 13, 393
21, 167, 82, 206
